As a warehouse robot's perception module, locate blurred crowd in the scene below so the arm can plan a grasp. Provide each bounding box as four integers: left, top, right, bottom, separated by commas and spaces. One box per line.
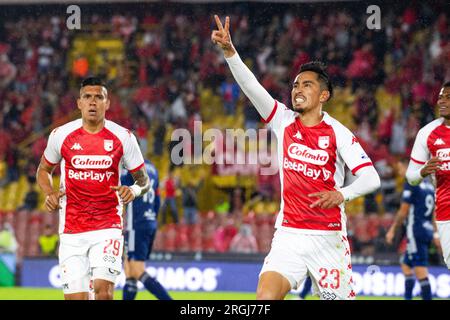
0, 1, 448, 260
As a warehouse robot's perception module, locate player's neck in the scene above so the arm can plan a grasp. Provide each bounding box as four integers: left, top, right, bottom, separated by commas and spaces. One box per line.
298, 109, 324, 127
444, 118, 450, 127
82, 119, 105, 134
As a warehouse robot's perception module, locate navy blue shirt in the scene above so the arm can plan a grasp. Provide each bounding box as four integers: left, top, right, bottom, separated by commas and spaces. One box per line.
402, 179, 435, 241
121, 160, 160, 230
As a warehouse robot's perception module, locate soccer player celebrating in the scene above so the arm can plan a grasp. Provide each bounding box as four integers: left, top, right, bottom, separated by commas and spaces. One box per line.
386, 159, 438, 300
36, 77, 150, 300
406, 81, 450, 270
212, 16, 380, 300
121, 159, 172, 300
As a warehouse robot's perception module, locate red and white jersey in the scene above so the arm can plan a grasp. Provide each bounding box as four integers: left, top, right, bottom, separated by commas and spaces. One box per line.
43, 119, 144, 234
410, 118, 450, 221
265, 101, 373, 234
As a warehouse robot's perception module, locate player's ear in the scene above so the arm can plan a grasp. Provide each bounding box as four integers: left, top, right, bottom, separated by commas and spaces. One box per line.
76, 98, 82, 111
105, 98, 110, 111
320, 90, 330, 103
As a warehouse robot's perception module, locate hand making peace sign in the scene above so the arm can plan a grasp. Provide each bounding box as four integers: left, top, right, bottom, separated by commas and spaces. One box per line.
211, 15, 236, 58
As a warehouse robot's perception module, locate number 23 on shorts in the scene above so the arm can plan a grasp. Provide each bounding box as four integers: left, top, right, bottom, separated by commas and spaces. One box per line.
318, 267, 340, 289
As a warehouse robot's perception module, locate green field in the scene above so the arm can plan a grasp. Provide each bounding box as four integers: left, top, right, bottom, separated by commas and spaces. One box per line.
0, 287, 410, 300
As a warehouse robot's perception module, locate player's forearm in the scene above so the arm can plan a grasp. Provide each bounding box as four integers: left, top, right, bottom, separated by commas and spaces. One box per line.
339, 166, 381, 202
225, 53, 275, 120
36, 165, 55, 196
130, 167, 150, 197
392, 206, 408, 231
405, 160, 424, 186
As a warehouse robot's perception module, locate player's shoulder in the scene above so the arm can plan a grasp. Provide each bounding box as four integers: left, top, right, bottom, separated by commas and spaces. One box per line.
275, 100, 296, 119
418, 118, 444, 136
323, 113, 353, 137
49, 119, 82, 138
104, 120, 134, 139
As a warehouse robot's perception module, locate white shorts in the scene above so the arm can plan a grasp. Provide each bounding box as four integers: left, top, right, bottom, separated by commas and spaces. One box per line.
437, 221, 450, 269
59, 228, 123, 294
259, 228, 355, 300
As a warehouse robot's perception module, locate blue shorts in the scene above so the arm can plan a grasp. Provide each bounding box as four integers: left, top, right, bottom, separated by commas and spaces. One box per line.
124, 228, 156, 261
402, 237, 431, 267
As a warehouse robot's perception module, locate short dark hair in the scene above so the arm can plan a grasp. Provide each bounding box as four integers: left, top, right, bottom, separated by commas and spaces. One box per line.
443, 81, 450, 88
299, 61, 333, 101
80, 76, 106, 89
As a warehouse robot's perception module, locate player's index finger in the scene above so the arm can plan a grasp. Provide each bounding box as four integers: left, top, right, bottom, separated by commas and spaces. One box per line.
308, 192, 322, 197
110, 186, 120, 190
214, 14, 224, 31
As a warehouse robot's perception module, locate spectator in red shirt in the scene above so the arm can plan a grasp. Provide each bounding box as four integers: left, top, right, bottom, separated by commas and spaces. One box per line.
160, 170, 179, 224
229, 223, 258, 254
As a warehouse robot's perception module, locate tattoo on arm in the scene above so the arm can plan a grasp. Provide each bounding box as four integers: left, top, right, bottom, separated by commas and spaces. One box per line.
131, 167, 150, 195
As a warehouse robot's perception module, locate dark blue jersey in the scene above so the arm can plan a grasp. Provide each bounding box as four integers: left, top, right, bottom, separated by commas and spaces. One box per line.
121, 160, 160, 230
402, 179, 435, 242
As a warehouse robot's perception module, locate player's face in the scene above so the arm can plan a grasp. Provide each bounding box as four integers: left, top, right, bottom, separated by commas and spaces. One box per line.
77, 85, 110, 123
291, 72, 328, 114
437, 86, 450, 119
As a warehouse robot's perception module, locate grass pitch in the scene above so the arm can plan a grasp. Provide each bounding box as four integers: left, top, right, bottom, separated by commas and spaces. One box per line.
0, 287, 407, 300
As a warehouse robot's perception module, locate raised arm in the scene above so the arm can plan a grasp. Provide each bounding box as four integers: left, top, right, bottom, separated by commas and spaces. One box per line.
211, 15, 275, 121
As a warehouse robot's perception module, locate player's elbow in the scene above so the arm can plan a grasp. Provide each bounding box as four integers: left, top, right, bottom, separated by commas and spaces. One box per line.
372, 171, 381, 192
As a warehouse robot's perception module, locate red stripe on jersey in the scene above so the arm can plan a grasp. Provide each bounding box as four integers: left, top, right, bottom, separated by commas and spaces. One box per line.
43, 155, 58, 166
261, 100, 278, 123
411, 157, 426, 165
129, 162, 144, 173
351, 162, 373, 175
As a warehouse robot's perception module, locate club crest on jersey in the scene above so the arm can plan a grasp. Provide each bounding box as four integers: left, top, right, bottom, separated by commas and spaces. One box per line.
104, 140, 113, 152
318, 136, 330, 149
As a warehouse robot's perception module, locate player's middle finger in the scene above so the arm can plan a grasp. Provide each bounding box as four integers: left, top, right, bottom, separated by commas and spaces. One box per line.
310, 199, 323, 208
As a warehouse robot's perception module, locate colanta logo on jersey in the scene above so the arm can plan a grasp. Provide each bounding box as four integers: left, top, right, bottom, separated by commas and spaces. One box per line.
436, 148, 450, 161
287, 143, 329, 166
71, 155, 113, 169
435, 148, 450, 171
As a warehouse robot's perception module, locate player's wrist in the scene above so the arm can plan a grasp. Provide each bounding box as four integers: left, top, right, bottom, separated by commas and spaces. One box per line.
129, 184, 142, 198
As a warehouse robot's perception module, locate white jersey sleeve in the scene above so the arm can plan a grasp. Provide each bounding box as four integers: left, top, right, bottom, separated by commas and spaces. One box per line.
43, 119, 82, 165
43, 128, 62, 165
410, 127, 431, 165
225, 53, 274, 121
224, 54, 296, 138
335, 121, 372, 174
123, 131, 145, 172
